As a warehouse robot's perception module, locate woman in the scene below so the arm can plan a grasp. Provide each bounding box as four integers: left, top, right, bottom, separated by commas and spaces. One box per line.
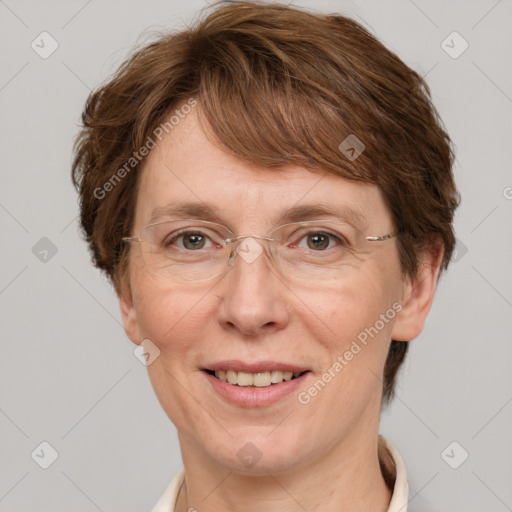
71, 2, 459, 510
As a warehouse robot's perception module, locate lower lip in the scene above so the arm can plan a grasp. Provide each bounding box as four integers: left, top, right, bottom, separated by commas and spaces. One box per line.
203, 371, 310, 407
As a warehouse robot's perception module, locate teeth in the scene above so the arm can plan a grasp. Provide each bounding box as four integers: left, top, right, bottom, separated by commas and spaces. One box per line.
271, 370, 284, 383
254, 372, 272, 387
213, 369, 303, 387
237, 371, 254, 386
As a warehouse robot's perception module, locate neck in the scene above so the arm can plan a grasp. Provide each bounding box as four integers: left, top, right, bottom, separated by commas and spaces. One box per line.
175, 431, 393, 512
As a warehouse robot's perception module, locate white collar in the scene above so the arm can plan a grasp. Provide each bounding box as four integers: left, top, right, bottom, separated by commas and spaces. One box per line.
381, 435, 409, 511
150, 435, 408, 512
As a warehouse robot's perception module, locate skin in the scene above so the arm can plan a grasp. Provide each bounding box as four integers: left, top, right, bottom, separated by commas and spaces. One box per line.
119, 105, 443, 512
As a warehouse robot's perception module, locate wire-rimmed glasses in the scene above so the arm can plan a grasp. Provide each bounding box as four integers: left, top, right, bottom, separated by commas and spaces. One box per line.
122, 218, 398, 284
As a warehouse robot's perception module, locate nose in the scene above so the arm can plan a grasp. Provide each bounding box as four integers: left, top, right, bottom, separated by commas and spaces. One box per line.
216, 236, 290, 337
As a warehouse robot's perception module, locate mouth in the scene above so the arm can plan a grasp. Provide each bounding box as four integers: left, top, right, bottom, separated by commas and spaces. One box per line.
203, 369, 308, 387
201, 362, 311, 407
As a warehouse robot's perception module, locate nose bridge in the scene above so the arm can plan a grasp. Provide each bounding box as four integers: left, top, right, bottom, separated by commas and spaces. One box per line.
226, 233, 274, 248
219, 234, 288, 335
223, 232, 273, 266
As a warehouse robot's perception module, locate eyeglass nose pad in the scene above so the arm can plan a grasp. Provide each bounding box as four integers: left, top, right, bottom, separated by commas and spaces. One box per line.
225, 238, 243, 267
227, 239, 250, 267
226, 236, 268, 268
227, 247, 237, 266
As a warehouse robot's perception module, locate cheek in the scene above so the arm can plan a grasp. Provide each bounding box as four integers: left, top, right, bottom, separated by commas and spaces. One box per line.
131, 271, 214, 357
296, 274, 398, 351
294, 272, 400, 398
130, 273, 219, 429
288, 281, 396, 447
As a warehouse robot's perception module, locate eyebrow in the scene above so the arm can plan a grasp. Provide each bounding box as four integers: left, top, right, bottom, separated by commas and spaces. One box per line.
148, 201, 367, 229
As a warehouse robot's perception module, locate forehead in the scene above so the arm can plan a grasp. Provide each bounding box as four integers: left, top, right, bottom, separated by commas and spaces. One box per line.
134, 108, 390, 231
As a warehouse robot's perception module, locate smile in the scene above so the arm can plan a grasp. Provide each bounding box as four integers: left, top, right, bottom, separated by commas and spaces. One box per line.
202, 361, 311, 406
205, 369, 305, 387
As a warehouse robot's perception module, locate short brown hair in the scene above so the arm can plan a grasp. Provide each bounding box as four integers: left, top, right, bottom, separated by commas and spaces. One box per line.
71, 1, 459, 404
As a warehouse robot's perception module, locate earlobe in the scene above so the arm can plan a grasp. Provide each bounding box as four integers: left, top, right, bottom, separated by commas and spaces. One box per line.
391, 244, 444, 342
118, 291, 142, 345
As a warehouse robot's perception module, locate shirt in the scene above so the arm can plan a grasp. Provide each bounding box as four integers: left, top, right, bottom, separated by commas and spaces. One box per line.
150, 435, 408, 512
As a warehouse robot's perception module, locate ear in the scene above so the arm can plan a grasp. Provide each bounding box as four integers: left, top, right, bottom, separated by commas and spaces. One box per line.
118, 290, 142, 346
391, 243, 444, 342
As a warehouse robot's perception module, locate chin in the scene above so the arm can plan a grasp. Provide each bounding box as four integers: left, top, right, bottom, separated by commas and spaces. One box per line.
205, 428, 311, 476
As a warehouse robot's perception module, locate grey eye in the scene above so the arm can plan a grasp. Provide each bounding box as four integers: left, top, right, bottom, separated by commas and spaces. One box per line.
165, 231, 214, 250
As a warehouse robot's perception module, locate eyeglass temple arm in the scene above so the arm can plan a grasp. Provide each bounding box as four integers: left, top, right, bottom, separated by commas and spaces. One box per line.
365, 233, 398, 242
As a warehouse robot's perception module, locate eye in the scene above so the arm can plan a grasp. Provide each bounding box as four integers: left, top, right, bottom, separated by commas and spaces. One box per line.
295, 230, 348, 251
165, 230, 215, 250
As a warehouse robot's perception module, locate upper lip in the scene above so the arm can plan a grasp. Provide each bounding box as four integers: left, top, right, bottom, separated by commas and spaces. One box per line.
203, 360, 310, 373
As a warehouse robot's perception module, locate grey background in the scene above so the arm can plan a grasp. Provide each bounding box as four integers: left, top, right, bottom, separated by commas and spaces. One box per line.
1, 0, 511, 510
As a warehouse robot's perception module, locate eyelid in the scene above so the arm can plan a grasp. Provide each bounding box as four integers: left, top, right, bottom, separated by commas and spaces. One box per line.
164, 227, 225, 247
149, 220, 231, 237
272, 219, 359, 230
159, 219, 234, 236
273, 221, 355, 237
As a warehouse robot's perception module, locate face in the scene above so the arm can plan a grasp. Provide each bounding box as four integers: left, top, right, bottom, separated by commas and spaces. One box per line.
120, 105, 439, 475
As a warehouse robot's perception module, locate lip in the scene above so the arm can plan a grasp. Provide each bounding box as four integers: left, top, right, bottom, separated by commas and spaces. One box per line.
204, 360, 310, 373
202, 367, 311, 408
